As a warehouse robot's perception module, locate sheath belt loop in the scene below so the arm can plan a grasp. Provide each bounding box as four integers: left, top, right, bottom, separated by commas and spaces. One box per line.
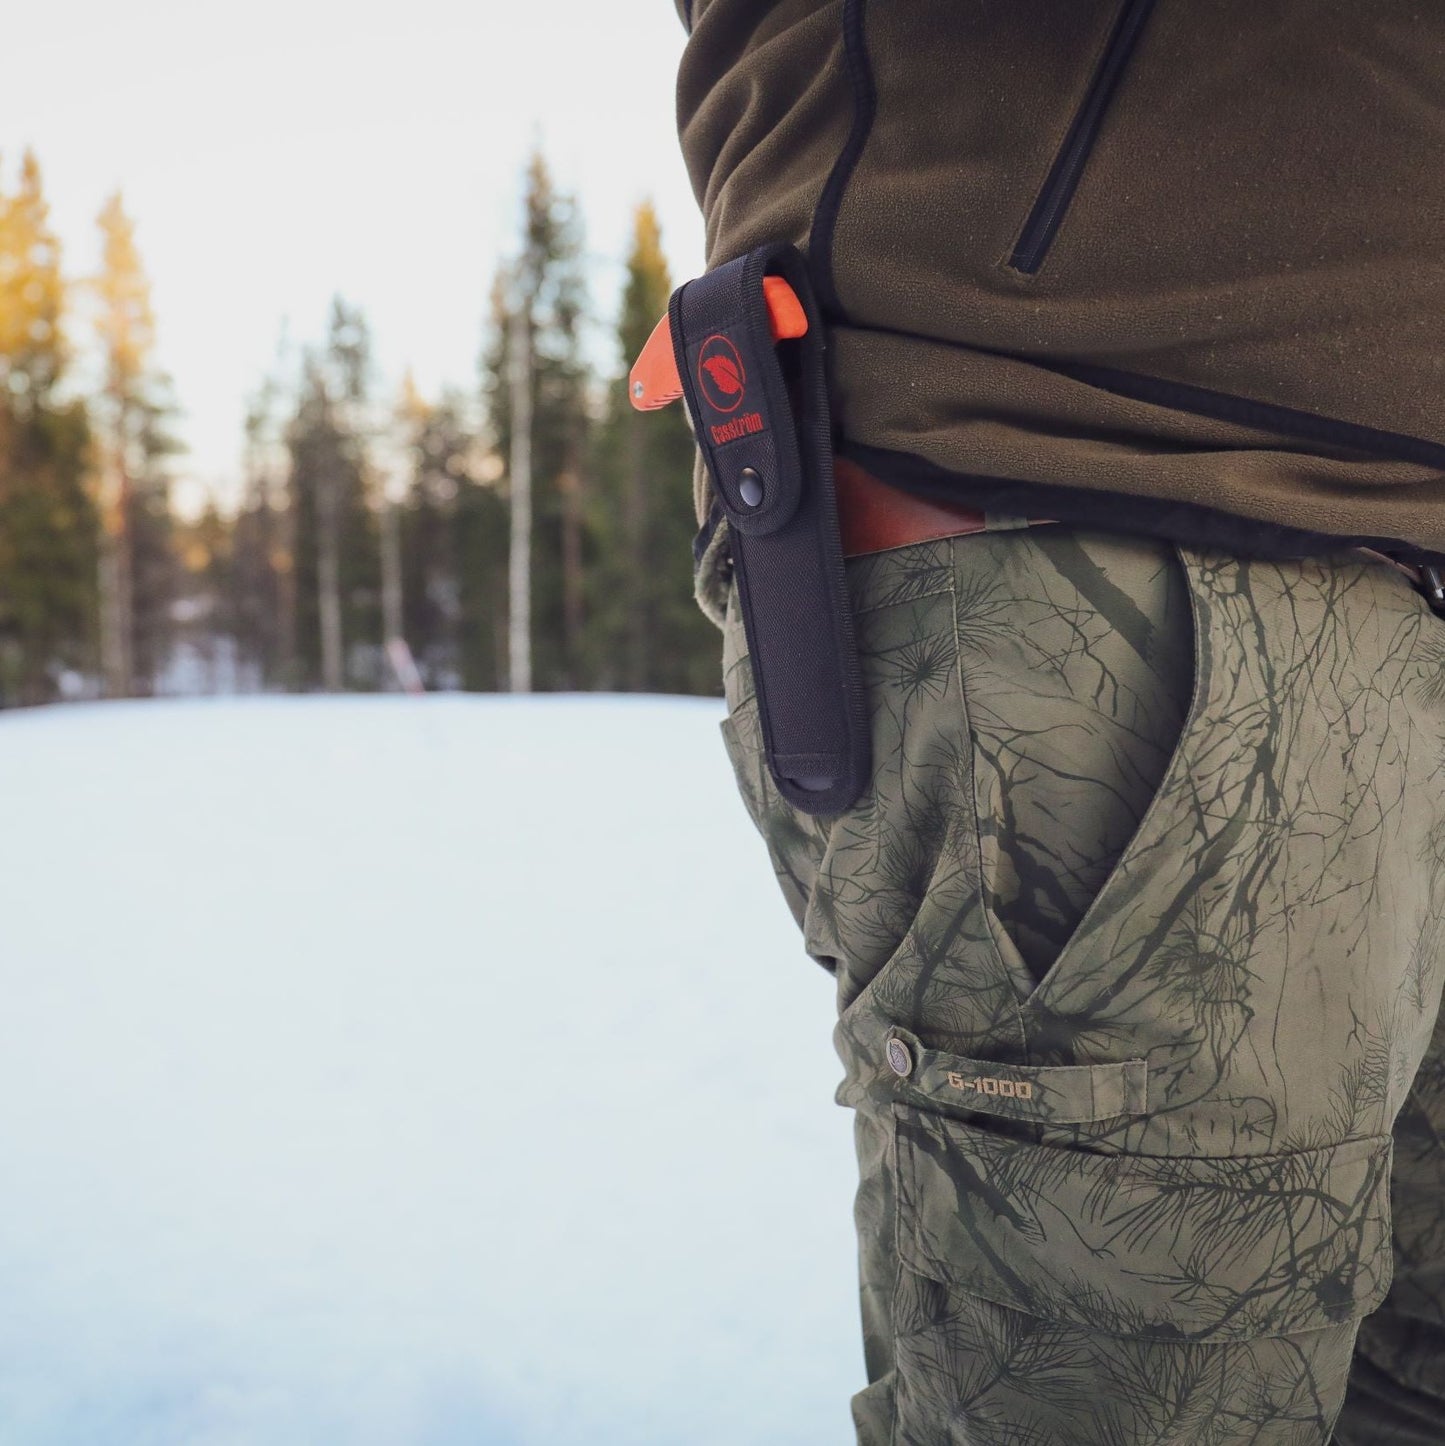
1358, 547, 1445, 621
670, 243, 871, 816
1418, 562, 1445, 619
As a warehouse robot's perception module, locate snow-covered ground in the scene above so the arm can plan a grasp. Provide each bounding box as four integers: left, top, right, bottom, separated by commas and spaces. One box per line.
0, 696, 862, 1445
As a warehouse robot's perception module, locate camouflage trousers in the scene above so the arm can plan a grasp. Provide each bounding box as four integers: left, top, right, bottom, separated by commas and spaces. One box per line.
716, 524, 1445, 1445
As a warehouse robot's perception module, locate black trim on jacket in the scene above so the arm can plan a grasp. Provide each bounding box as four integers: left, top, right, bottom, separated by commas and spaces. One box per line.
1038, 359, 1445, 475
807, 0, 876, 319
838, 439, 1445, 572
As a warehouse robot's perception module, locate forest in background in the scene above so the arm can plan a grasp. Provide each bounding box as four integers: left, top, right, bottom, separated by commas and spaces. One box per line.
0, 148, 717, 707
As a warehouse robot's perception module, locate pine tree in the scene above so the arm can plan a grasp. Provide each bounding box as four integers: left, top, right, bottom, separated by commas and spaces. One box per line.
0, 150, 98, 705
124, 380, 182, 691
587, 200, 719, 695
454, 454, 511, 691
92, 191, 180, 697
284, 299, 380, 690
482, 153, 593, 692
227, 377, 288, 687
395, 377, 482, 689
242, 332, 298, 687
174, 499, 237, 693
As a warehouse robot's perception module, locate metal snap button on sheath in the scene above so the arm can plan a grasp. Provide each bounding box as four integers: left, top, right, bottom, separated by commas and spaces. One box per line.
886, 1037, 913, 1078
738, 468, 764, 507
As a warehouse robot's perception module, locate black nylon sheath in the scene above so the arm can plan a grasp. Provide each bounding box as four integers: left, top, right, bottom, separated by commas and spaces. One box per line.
670, 243, 870, 816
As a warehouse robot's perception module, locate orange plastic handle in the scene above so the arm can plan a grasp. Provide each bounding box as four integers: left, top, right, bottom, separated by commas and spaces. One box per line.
628, 275, 808, 412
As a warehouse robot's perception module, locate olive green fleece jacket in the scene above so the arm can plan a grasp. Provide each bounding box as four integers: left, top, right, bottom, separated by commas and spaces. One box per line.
673, 0, 1445, 565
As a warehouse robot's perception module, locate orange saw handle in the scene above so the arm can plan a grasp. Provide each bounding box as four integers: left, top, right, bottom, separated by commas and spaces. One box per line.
629, 275, 808, 412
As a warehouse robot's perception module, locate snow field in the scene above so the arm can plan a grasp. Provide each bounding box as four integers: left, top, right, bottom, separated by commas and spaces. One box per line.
0, 696, 862, 1445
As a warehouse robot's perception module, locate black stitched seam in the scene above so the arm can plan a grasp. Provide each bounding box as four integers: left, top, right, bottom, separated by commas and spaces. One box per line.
807, 0, 876, 320
1044, 358, 1445, 473
829, 313, 1445, 475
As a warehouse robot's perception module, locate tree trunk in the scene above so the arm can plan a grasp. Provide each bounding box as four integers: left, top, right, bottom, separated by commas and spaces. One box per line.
380, 489, 409, 691
317, 466, 343, 691
276, 483, 298, 690
623, 407, 647, 692
559, 459, 584, 689
98, 442, 133, 699
507, 294, 533, 694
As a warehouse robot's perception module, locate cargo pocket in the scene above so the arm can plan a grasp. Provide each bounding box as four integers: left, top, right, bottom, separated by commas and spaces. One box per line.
895, 1100, 1393, 1341
887, 1076, 1395, 1437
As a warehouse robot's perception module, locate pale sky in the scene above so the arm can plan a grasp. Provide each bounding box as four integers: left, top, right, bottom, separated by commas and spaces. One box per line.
5, 0, 706, 510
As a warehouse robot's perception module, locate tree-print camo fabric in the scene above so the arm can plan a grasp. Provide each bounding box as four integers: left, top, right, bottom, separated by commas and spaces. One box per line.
716, 526, 1445, 1444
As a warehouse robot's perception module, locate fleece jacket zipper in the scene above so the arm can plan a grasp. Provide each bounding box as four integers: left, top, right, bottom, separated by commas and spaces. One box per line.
1008, 0, 1158, 275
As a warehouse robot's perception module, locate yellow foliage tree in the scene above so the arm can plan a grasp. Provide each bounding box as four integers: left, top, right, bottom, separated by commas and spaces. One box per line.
92, 190, 159, 696
95, 192, 155, 399
0, 150, 97, 704
584, 198, 718, 694
0, 148, 67, 406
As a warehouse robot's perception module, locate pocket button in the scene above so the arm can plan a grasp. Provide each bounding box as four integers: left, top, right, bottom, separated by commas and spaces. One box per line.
886, 1037, 914, 1078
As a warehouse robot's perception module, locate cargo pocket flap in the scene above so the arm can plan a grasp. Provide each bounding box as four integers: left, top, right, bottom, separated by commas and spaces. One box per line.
895, 1102, 1394, 1343
886, 1026, 1148, 1124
